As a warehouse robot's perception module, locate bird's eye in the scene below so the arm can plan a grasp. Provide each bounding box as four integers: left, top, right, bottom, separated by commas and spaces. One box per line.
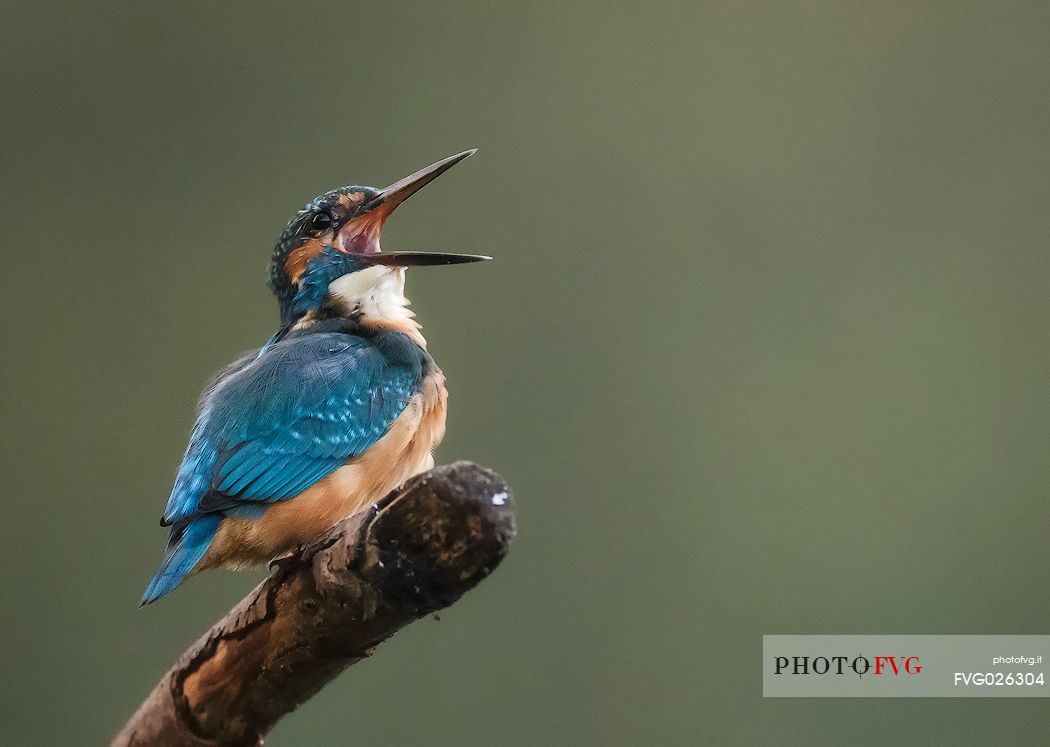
310, 212, 334, 232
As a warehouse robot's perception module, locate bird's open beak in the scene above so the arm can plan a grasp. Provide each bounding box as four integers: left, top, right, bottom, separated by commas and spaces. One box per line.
368, 149, 476, 218
336, 149, 487, 266
366, 251, 491, 267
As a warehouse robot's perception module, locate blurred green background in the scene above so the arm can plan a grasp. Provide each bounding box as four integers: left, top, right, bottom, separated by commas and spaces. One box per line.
2, 2, 1048, 744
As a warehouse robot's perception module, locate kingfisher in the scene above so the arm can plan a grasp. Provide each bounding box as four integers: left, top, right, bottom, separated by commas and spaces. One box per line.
142, 150, 489, 604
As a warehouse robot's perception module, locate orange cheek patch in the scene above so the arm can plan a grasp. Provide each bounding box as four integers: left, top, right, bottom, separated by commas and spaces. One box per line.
285, 238, 326, 284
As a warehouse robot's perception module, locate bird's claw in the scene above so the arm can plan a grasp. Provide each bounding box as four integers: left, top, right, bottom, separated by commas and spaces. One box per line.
268, 544, 307, 574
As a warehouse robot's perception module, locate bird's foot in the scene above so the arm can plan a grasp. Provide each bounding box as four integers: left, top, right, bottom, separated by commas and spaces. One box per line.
268, 544, 307, 574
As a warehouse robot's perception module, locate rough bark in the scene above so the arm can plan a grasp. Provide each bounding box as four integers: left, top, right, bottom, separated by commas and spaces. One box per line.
114, 461, 515, 746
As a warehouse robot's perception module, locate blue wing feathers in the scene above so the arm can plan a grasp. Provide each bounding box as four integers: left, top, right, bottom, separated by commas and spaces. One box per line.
160, 329, 419, 535
146, 328, 422, 602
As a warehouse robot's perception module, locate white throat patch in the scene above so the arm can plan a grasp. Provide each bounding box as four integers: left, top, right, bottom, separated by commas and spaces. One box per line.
327, 266, 422, 341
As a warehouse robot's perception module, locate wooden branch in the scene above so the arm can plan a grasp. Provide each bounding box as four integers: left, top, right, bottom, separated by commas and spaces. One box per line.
114, 461, 515, 747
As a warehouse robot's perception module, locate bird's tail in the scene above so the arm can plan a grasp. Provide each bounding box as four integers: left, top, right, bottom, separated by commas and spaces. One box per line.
141, 515, 222, 605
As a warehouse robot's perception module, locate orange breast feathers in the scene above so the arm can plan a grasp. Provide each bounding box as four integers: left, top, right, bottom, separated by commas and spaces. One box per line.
201, 369, 447, 570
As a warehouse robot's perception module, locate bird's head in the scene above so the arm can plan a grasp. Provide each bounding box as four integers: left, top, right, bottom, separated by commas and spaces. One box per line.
268, 150, 488, 327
